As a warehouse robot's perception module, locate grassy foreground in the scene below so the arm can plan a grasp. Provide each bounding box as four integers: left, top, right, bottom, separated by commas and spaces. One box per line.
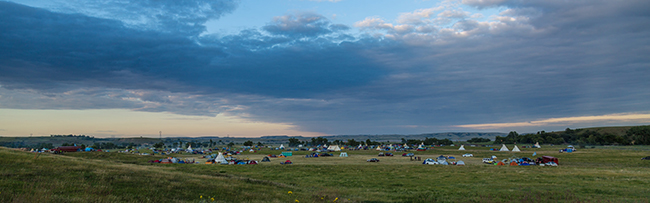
1, 146, 649, 202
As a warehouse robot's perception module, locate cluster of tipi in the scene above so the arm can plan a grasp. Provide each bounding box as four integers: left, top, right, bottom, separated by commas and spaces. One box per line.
457, 142, 541, 151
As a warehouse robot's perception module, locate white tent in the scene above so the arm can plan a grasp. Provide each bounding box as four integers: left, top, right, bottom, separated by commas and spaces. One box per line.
358, 144, 363, 149
500, 144, 510, 151
512, 145, 521, 152
327, 145, 341, 151
279, 144, 285, 149
215, 152, 227, 164
187, 145, 192, 151
339, 152, 348, 157
376, 146, 382, 151
458, 145, 466, 150
534, 142, 541, 148
249, 149, 255, 153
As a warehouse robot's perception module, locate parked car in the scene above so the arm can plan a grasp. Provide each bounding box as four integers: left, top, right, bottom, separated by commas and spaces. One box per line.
385, 152, 394, 156
423, 158, 438, 165
378, 152, 385, 157
462, 153, 473, 157
367, 158, 380, 162
482, 158, 494, 164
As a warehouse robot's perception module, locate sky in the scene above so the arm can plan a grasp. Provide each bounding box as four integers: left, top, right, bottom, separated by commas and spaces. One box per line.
1, 0, 649, 137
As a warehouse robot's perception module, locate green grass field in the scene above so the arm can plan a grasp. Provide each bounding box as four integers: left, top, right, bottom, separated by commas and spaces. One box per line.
1, 145, 649, 202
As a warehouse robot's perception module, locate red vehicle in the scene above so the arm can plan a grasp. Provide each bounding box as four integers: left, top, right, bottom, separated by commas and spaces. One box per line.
542, 156, 559, 165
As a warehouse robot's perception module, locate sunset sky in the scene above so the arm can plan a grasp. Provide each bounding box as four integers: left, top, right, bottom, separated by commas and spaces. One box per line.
1, 0, 649, 137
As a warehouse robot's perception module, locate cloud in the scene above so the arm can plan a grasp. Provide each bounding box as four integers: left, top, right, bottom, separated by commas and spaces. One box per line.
1, 1, 650, 135
461, 0, 508, 9
48, 0, 239, 35
263, 12, 349, 37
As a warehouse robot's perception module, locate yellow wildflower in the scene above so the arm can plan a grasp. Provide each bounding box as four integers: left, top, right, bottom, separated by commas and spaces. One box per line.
288, 191, 293, 194
200, 195, 203, 199
295, 199, 299, 202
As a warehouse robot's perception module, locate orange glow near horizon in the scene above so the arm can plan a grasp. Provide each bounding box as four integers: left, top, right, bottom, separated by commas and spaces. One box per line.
454, 113, 650, 129
0, 109, 326, 138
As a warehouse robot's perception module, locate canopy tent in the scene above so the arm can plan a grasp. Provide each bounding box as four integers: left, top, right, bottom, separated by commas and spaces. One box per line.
512, 145, 521, 152
458, 145, 465, 150
339, 152, 348, 157
327, 145, 341, 151
215, 152, 228, 164
500, 144, 510, 151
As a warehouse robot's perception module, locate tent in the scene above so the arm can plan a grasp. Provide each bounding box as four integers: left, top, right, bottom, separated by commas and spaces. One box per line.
261, 157, 271, 162
512, 145, 521, 152
187, 145, 192, 151
279, 144, 285, 149
339, 152, 348, 157
500, 144, 510, 151
161, 159, 172, 164
327, 145, 341, 151
510, 161, 518, 166
534, 142, 541, 148
281, 151, 293, 156
456, 160, 465, 166
458, 145, 465, 150
215, 152, 228, 164
496, 161, 506, 166
249, 149, 255, 153
376, 146, 382, 151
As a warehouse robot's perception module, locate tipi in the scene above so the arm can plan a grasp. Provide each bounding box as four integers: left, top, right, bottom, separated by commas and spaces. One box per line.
534, 142, 541, 148
279, 144, 285, 149
458, 145, 466, 150
376, 146, 382, 151
500, 144, 510, 151
512, 145, 521, 152
215, 152, 227, 164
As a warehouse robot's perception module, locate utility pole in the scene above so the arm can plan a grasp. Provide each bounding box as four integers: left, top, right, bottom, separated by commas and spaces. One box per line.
159, 131, 162, 140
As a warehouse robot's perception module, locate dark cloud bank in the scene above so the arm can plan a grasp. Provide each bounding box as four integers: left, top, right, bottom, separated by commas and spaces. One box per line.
1, 0, 649, 134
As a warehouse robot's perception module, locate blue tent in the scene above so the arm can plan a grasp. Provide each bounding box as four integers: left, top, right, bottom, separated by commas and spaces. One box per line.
85, 147, 94, 152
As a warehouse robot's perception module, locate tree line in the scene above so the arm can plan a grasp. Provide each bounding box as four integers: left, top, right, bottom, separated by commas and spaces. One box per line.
494, 126, 650, 145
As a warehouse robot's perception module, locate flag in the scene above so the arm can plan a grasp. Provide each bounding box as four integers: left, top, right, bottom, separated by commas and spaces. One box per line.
533, 152, 537, 157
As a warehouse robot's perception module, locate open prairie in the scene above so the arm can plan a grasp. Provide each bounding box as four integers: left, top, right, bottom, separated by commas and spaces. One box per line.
1, 145, 649, 202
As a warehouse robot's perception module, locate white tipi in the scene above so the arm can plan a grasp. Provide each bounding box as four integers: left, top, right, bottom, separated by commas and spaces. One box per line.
500, 144, 510, 151
215, 152, 227, 164
534, 142, 541, 148
279, 144, 285, 149
458, 145, 466, 150
376, 146, 382, 151
512, 145, 521, 152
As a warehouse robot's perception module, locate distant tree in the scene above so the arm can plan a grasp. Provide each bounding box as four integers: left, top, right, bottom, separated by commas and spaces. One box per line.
257, 142, 264, 146
243, 140, 254, 146
153, 142, 164, 149
347, 139, 360, 146
227, 142, 235, 148
288, 137, 302, 147
627, 125, 650, 145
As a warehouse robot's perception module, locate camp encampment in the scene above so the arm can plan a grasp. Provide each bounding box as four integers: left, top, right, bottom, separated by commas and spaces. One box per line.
512, 145, 521, 152
458, 145, 465, 150
499, 144, 510, 151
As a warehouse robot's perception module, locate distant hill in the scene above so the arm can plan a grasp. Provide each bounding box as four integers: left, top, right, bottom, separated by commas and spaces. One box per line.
543, 126, 633, 136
